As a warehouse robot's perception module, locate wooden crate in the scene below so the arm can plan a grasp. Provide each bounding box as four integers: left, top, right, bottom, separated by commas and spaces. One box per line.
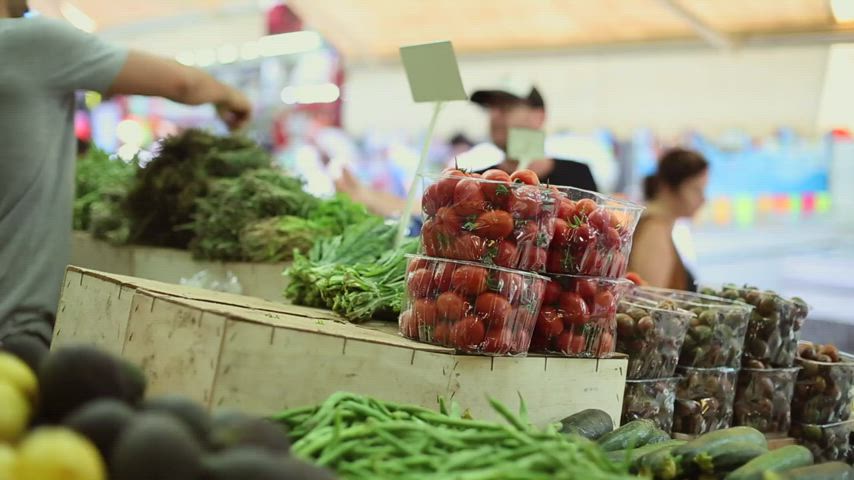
56, 268, 629, 427
70, 232, 289, 301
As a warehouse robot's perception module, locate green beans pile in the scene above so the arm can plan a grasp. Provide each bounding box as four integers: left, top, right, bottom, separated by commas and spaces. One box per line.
273, 392, 636, 480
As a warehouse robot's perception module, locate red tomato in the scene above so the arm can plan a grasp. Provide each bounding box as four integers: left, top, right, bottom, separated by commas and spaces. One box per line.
534, 306, 563, 339
471, 210, 514, 240
586, 209, 610, 232
552, 218, 572, 247
518, 246, 547, 272
569, 334, 587, 354
450, 266, 488, 296
606, 251, 627, 278
474, 292, 512, 329
597, 331, 614, 355
432, 321, 451, 344
407, 258, 430, 274
442, 167, 467, 176
433, 264, 455, 291
593, 290, 616, 314
399, 310, 418, 338
453, 179, 487, 216
436, 207, 463, 231
451, 316, 486, 350
557, 198, 576, 220
450, 234, 486, 262
407, 268, 434, 298
576, 278, 599, 299
493, 240, 519, 268
422, 183, 444, 217
481, 169, 512, 204
420, 220, 439, 257
436, 291, 468, 322
413, 299, 438, 327
603, 227, 622, 249
569, 223, 593, 250
575, 198, 597, 217
546, 249, 569, 274
482, 327, 512, 354
559, 291, 589, 326
580, 249, 603, 276
625, 272, 646, 286
553, 331, 573, 353
543, 280, 562, 305
437, 171, 466, 203
510, 169, 540, 185
610, 210, 629, 233
509, 185, 543, 218
510, 329, 530, 354
496, 271, 523, 300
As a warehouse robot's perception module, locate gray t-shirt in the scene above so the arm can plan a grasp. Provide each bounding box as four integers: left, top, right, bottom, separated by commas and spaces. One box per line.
0, 17, 126, 338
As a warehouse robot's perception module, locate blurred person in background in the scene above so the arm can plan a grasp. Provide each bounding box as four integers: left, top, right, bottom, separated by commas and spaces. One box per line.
449, 132, 474, 158
0, 0, 251, 366
467, 77, 598, 191
628, 148, 709, 291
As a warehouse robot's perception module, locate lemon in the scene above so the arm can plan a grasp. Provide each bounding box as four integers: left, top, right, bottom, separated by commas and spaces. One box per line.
0, 382, 30, 443
0, 353, 37, 402
14, 428, 106, 480
0, 443, 15, 480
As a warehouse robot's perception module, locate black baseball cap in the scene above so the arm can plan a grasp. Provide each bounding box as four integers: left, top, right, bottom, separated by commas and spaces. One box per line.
470, 76, 545, 109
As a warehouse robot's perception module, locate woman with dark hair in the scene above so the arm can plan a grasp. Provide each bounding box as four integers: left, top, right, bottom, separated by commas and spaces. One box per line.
628, 148, 709, 291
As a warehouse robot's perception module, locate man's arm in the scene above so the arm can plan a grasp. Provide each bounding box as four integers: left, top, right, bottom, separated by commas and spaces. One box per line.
107, 51, 250, 130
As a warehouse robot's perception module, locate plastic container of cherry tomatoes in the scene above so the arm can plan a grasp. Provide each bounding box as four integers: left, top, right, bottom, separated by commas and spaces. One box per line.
419, 170, 559, 273
546, 187, 644, 278
399, 254, 549, 356
528, 274, 633, 357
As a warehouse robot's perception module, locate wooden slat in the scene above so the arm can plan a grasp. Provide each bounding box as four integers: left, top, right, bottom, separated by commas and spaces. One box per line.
678, 0, 834, 33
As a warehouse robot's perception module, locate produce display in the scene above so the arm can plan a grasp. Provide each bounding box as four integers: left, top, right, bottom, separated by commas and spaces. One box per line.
636, 288, 752, 369
529, 275, 632, 357
725, 444, 813, 480
273, 392, 636, 480
73, 148, 137, 245
793, 342, 854, 424
420, 169, 558, 272
399, 255, 547, 355
733, 367, 799, 436
674, 367, 738, 435
711, 286, 809, 368
791, 420, 854, 462
615, 297, 694, 379
622, 377, 679, 433
546, 187, 644, 277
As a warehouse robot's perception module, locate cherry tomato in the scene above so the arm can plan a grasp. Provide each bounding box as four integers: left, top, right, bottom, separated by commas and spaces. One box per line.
450, 234, 486, 262
546, 249, 569, 273
437, 171, 466, 203
453, 179, 487, 216
625, 272, 646, 286
407, 268, 434, 298
569, 223, 593, 250
610, 210, 629, 233
603, 227, 622, 249
568, 334, 587, 354
509, 185, 542, 218
557, 198, 576, 220
450, 265, 488, 296
553, 331, 573, 353
481, 169, 512, 204
412, 298, 438, 328
407, 258, 430, 274
495, 271, 523, 300
436, 207, 463, 231
510, 169, 540, 185
471, 210, 514, 240
420, 220, 439, 257
552, 218, 572, 247
493, 240, 519, 268
399, 310, 418, 338
543, 280, 562, 305
475, 292, 512, 329
510, 329, 531, 354
580, 248, 603, 275
518, 246, 547, 272
574, 198, 597, 218
597, 331, 614, 355
422, 183, 445, 217
436, 291, 468, 322
587, 209, 611, 233
534, 306, 563, 339
576, 278, 599, 299
606, 251, 627, 278
432, 321, 451, 344
433, 264, 455, 291
482, 328, 512, 354
451, 316, 486, 350
559, 291, 589, 326
593, 290, 616, 314
514, 220, 539, 244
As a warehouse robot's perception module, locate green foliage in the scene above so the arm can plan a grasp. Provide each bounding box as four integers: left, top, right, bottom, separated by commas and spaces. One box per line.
73, 148, 136, 233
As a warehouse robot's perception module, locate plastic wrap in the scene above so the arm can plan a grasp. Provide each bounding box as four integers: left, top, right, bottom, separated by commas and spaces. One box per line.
399, 254, 547, 355
179, 270, 243, 294
622, 377, 679, 433
733, 367, 799, 436
545, 187, 644, 278
528, 274, 632, 358
616, 297, 694, 379
792, 356, 854, 424
713, 286, 809, 368
791, 420, 854, 462
420, 173, 559, 272
674, 366, 738, 435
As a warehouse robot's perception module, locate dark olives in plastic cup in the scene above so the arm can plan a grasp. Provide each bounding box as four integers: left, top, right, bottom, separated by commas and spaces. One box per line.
733, 367, 799, 436
616, 297, 694, 380
622, 377, 679, 433
674, 366, 738, 435
792, 356, 854, 424
790, 420, 854, 462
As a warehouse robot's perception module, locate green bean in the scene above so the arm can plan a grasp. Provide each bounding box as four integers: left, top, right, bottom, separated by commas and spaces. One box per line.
488, 397, 529, 432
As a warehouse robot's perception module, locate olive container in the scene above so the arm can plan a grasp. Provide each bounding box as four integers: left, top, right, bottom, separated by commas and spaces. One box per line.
673, 366, 738, 435
791, 420, 854, 462
615, 296, 695, 379
733, 367, 799, 437
792, 356, 854, 424
622, 377, 679, 433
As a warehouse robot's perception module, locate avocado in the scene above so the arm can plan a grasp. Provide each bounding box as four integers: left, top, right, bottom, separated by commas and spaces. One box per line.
63, 399, 136, 463
209, 410, 290, 454
201, 448, 336, 480
0, 334, 49, 373
143, 395, 211, 443
38, 345, 147, 422
112, 412, 202, 480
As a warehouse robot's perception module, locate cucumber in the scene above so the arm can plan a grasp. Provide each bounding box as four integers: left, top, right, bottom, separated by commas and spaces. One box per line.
597, 419, 660, 451
605, 439, 685, 466
646, 428, 674, 445
693, 441, 768, 474
764, 462, 853, 480
673, 426, 767, 469
636, 441, 685, 480
559, 409, 613, 440
725, 445, 814, 480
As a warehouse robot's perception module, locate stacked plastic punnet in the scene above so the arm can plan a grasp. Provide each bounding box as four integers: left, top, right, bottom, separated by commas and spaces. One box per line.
398, 168, 644, 358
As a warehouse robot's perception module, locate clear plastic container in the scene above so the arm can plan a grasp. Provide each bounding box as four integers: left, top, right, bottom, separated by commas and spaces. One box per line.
616, 297, 695, 380
711, 286, 810, 368
420, 173, 559, 272
674, 366, 738, 435
622, 377, 679, 433
545, 187, 644, 278
791, 420, 854, 462
528, 274, 632, 358
733, 367, 799, 436
399, 254, 548, 355
634, 287, 753, 369
792, 356, 854, 424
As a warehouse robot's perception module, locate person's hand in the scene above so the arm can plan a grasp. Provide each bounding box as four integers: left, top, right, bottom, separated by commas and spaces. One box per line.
334, 167, 363, 200
216, 88, 251, 131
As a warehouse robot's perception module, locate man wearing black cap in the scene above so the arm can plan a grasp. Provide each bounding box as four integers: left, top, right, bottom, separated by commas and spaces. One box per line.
470, 78, 599, 191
